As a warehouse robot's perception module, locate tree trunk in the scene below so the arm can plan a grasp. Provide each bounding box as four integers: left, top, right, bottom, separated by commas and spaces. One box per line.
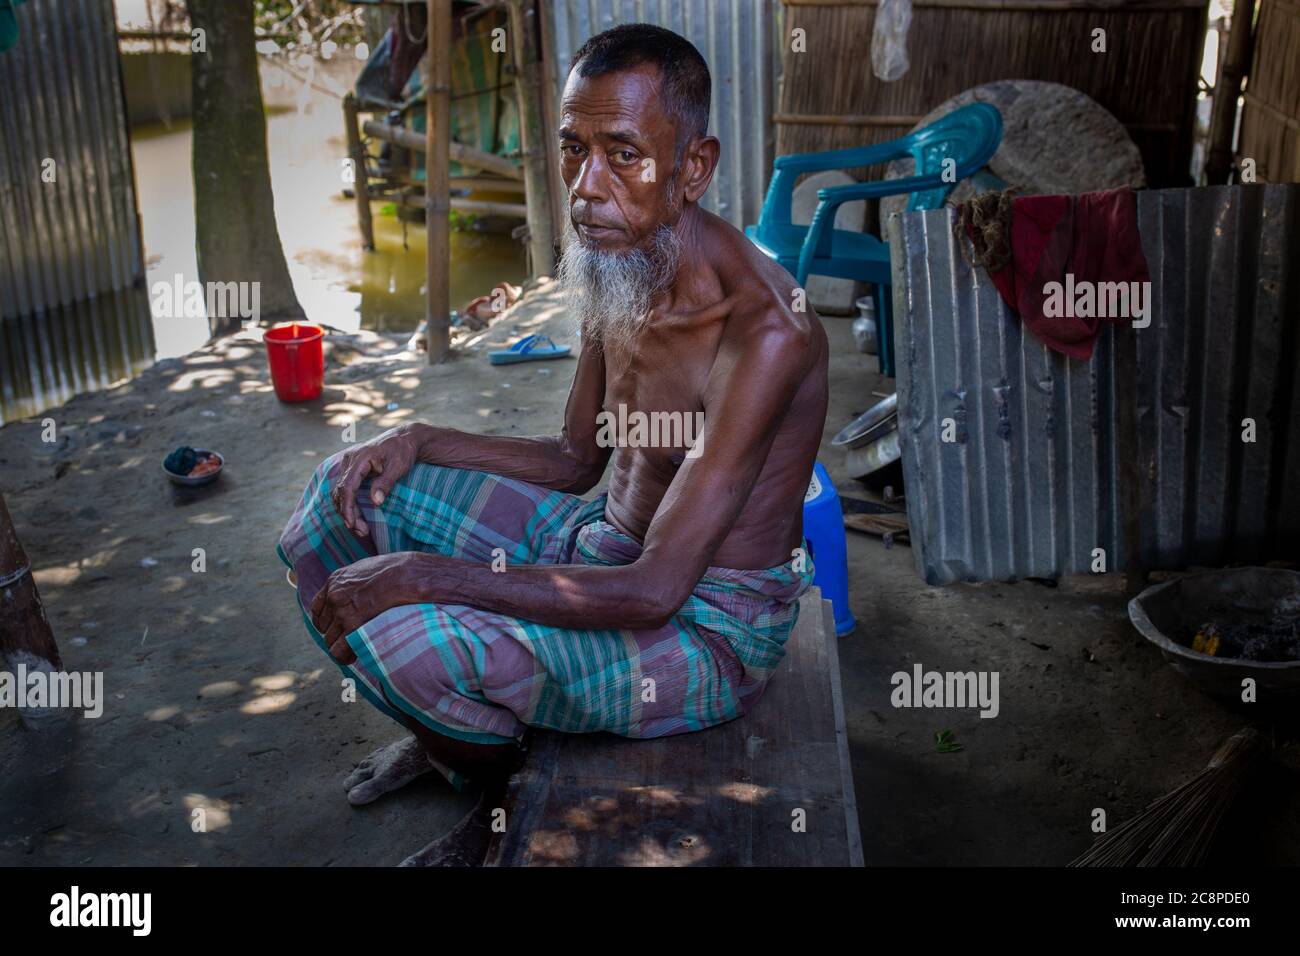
187, 0, 305, 338
507, 0, 556, 278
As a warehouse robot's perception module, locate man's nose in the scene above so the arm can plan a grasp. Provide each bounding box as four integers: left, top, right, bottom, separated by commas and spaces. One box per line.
571, 150, 609, 205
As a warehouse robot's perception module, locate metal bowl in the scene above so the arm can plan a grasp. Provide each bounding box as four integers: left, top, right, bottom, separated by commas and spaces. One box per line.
832, 392, 898, 450
834, 393, 901, 478
162, 449, 224, 487
1128, 567, 1300, 703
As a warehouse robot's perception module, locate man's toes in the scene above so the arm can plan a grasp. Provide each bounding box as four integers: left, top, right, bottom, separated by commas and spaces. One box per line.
346, 777, 389, 806
342, 762, 376, 792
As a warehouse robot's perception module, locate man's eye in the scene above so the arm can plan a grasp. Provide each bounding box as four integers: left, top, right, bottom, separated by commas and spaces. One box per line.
614, 150, 636, 164
561, 144, 583, 158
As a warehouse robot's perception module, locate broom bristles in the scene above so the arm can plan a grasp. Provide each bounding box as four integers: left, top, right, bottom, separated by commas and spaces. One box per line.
1071, 728, 1262, 867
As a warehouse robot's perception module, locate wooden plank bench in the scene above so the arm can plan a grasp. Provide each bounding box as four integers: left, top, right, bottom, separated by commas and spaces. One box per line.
485, 589, 863, 866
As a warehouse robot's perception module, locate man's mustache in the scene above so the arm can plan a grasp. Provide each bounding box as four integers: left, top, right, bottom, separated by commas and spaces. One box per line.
571, 215, 624, 231
568, 202, 624, 232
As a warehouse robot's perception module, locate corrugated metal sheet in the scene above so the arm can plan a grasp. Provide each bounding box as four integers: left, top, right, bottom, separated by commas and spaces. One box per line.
0, 0, 152, 424
546, 0, 778, 228
888, 184, 1300, 585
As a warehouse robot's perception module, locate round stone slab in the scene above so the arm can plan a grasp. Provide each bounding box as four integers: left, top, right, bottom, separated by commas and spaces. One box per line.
879, 79, 1146, 224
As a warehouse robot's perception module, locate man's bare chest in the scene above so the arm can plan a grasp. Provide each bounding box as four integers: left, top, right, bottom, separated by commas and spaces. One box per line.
598, 338, 713, 466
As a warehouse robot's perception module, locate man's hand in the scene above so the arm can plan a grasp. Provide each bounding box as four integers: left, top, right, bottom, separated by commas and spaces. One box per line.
310, 554, 416, 664
331, 427, 421, 537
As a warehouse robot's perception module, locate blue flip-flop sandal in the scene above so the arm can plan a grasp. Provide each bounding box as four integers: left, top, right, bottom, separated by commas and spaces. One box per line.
489, 333, 572, 365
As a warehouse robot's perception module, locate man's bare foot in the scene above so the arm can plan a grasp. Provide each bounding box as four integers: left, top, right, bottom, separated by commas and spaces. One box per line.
343, 736, 437, 806
399, 786, 502, 867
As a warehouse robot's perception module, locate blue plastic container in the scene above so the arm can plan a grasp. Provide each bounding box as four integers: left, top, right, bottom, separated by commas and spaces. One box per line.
803, 461, 856, 636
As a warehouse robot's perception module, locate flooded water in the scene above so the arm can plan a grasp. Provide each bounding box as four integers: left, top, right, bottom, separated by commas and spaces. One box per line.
137, 60, 527, 359
2, 56, 526, 422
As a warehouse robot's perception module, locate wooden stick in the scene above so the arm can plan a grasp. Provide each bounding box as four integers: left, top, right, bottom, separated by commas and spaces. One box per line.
343, 93, 375, 251
773, 112, 923, 128
536, 4, 567, 251
1241, 91, 1300, 133
363, 119, 524, 181
1206, 0, 1257, 184
774, 112, 1178, 133
449, 176, 527, 193
782, 0, 1207, 9
0, 492, 62, 676
451, 198, 528, 218
396, 193, 528, 218
426, 0, 452, 363
507, 0, 557, 277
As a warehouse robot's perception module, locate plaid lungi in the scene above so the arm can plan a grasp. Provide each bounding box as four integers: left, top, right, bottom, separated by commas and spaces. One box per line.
276, 452, 813, 753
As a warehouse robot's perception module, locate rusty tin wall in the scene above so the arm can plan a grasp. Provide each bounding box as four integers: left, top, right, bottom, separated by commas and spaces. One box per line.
0, 0, 152, 424
888, 185, 1300, 585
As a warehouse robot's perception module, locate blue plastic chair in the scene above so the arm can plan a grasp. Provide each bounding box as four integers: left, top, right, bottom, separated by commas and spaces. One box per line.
803, 461, 855, 637
746, 103, 1003, 377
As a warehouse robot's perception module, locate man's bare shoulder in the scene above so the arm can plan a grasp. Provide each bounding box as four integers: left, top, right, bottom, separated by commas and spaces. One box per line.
697, 211, 824, 373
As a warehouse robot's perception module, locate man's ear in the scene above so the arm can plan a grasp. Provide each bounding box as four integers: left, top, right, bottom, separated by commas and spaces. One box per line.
680, 135, 720, 204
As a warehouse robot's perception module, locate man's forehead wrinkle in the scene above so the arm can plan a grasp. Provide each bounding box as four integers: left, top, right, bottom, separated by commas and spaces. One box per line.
562, 96, 649, 128
560, 104, 654, 148
561, 65, 672, 138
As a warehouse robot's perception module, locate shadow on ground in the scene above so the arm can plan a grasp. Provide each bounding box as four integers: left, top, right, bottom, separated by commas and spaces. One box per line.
1, 290, 1296, 865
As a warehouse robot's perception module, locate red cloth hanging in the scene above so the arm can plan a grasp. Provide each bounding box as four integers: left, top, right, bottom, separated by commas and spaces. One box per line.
967, 188, 1150, 361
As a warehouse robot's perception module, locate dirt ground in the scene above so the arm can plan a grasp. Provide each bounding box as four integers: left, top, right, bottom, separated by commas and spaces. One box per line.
2, 285, 1297, 866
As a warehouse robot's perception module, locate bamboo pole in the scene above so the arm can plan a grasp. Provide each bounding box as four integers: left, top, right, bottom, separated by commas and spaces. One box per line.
395, 193, 529, 218
450, 176, 527, 193
449, 197, 529, 217
536, 4, 567, 251
343, 93, 375, 251
507, 0, 556, 277
0, 493, 60, 670
773, 112, 925, 127
426, 0, 451, 363
782, 0, 1207, 8
774, 112, 1179, 133
0, 492, 64, 729
1206, 0, 1257, 184
362, 119, 524, 180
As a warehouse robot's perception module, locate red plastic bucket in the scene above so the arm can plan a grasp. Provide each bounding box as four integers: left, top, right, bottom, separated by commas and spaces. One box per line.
264, 323, 324, 402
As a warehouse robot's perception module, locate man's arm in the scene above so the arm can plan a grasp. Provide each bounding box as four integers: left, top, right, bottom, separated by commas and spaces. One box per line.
333, 338, 610, 536
406, 336, 611, 493
313, 310, 811, 653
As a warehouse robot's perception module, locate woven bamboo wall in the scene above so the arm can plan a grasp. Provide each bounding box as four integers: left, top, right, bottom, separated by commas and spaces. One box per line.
1238, 0, 1300, 182
777, 0, 1208, 187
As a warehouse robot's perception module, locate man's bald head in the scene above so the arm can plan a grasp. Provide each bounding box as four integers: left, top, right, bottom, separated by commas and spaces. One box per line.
556, 25, 719, 351
569, 24, 711, 157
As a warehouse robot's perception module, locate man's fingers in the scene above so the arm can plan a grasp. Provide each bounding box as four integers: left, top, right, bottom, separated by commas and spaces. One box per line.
369, 460, 397, 507
323, 616, 345, 651
323, 615, 356, 664
310, 582, 329, 624
334, 460, 373, 532
329, 636, 356, 666
312, 584, 343, 641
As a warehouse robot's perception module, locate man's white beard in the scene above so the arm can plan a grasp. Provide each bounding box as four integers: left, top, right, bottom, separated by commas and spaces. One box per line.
556, 217, 683, 350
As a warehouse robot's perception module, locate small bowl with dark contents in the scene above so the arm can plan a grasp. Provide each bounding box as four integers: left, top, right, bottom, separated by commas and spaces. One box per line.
162, 446, 225, 487
1129, 567, 1300, 704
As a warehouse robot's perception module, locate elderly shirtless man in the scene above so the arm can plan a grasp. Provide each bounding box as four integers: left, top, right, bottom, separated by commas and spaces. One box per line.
278, 23, 828, 865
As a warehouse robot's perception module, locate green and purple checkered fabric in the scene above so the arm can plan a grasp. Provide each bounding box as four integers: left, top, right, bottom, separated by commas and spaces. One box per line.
277, 454, 813, 751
